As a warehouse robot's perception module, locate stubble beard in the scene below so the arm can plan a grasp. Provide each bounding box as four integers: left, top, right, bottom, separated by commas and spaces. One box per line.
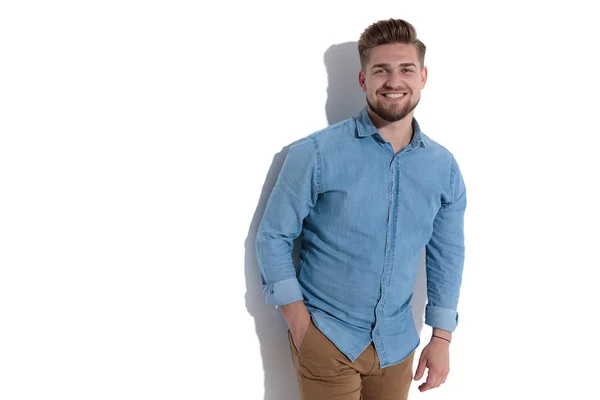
366, 94, 420, 123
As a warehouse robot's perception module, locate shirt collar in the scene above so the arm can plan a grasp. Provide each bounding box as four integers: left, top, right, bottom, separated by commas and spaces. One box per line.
355, 107, 428, 149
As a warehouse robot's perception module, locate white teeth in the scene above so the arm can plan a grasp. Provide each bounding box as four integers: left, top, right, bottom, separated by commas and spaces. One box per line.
385, 93, 405, 98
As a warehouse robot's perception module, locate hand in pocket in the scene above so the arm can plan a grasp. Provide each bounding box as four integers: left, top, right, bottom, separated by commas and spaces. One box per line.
291, 319, 311, 351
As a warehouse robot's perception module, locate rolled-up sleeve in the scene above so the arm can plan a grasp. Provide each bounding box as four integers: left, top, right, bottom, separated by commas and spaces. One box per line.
425, 155, 466, 332
255, 136, 320, 306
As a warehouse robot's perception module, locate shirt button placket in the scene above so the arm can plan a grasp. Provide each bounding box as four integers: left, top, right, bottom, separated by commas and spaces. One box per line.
373, 154, 398, 364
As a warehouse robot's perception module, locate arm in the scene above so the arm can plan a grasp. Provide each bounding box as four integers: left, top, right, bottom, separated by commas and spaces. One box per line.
415, 155, 466, 392
255, 136, 320, 344
281, 301, 311, 348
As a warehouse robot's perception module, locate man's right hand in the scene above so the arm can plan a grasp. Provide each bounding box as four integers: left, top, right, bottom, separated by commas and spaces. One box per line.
280, 301, 311, 350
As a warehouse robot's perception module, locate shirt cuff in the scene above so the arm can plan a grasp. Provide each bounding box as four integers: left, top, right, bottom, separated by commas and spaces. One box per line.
425, 305, 459, 332
263, 278, 304, 306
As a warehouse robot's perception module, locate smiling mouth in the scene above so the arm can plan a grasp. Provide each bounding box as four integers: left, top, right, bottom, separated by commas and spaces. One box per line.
382, 93, 406, 99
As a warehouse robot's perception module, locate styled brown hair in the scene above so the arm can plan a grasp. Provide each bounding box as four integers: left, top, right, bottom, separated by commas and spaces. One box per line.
358, 19, 426, 69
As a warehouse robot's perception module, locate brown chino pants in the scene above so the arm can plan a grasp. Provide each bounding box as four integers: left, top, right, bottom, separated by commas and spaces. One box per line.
288, 319, 415, 400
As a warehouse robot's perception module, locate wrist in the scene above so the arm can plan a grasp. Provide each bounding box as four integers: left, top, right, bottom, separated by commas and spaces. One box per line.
431, 334, 451, 344
431, 328, 452, 344
432, 328, 452, 339
280, 301, 310, 330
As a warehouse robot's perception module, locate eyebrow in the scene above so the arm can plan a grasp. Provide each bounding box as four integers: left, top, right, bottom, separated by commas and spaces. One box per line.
371, 63, 418, 69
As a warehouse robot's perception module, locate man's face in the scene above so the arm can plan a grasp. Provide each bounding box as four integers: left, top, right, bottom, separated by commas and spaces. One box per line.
359, 43, 428, 123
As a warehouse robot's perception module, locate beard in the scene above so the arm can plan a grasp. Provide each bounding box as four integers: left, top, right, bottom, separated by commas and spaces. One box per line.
366, 93, 420, 123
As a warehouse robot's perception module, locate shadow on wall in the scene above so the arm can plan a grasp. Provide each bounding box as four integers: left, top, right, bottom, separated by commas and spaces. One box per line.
244, 143, 301, 400
324, 42, 365, 124
244, 42, 427, 400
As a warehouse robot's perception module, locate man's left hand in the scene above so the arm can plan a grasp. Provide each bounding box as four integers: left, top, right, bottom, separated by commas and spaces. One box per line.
413, 337, 450, 392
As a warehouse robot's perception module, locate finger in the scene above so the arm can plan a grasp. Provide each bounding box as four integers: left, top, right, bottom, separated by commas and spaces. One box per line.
414, 357, 427, 381
441, 371, 449, 384
418, 372, 434, 392
419, 379, 434, 392
435, 367, 449, 385
419, 370, 441, 392
432, 369, 445, 389
431, 374, 443, 390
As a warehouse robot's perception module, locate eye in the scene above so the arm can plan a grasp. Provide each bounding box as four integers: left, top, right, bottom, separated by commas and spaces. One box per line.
374, 69, 388, 75
402, 68, 414, 73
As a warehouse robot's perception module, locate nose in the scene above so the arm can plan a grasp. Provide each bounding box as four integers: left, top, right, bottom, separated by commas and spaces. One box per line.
386, 70, 404, 89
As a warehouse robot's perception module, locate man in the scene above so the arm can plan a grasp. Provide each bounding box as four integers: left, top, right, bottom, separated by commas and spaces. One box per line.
256, 18, 466, 400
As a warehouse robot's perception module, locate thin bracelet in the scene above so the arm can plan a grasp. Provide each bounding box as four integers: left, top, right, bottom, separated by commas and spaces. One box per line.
432, 334, 451, 343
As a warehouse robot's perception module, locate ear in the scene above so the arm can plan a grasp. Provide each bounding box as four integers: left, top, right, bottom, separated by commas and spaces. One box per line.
358, 70, 367, 93
420, 66, 428, 89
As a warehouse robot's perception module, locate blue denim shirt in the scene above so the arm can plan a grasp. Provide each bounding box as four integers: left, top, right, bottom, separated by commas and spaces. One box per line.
256, 107, 466, 368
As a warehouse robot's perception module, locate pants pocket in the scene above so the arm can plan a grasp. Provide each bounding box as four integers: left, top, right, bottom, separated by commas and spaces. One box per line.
288, 318, 314, 355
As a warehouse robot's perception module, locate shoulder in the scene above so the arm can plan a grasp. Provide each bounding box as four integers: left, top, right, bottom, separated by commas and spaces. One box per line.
287, 117, 357, 155
421, 133, 465, 199
421, 133, 460, 166
309, 118, 356, 146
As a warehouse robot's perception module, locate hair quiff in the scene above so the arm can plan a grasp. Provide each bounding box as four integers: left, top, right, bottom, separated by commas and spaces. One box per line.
358, 19, 426, 69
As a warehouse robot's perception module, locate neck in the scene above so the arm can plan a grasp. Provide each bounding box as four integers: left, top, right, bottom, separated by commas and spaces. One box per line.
367, 108, 415, 149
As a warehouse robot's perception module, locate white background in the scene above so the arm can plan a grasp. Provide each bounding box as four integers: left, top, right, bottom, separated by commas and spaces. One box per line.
1, 1, 599, 399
